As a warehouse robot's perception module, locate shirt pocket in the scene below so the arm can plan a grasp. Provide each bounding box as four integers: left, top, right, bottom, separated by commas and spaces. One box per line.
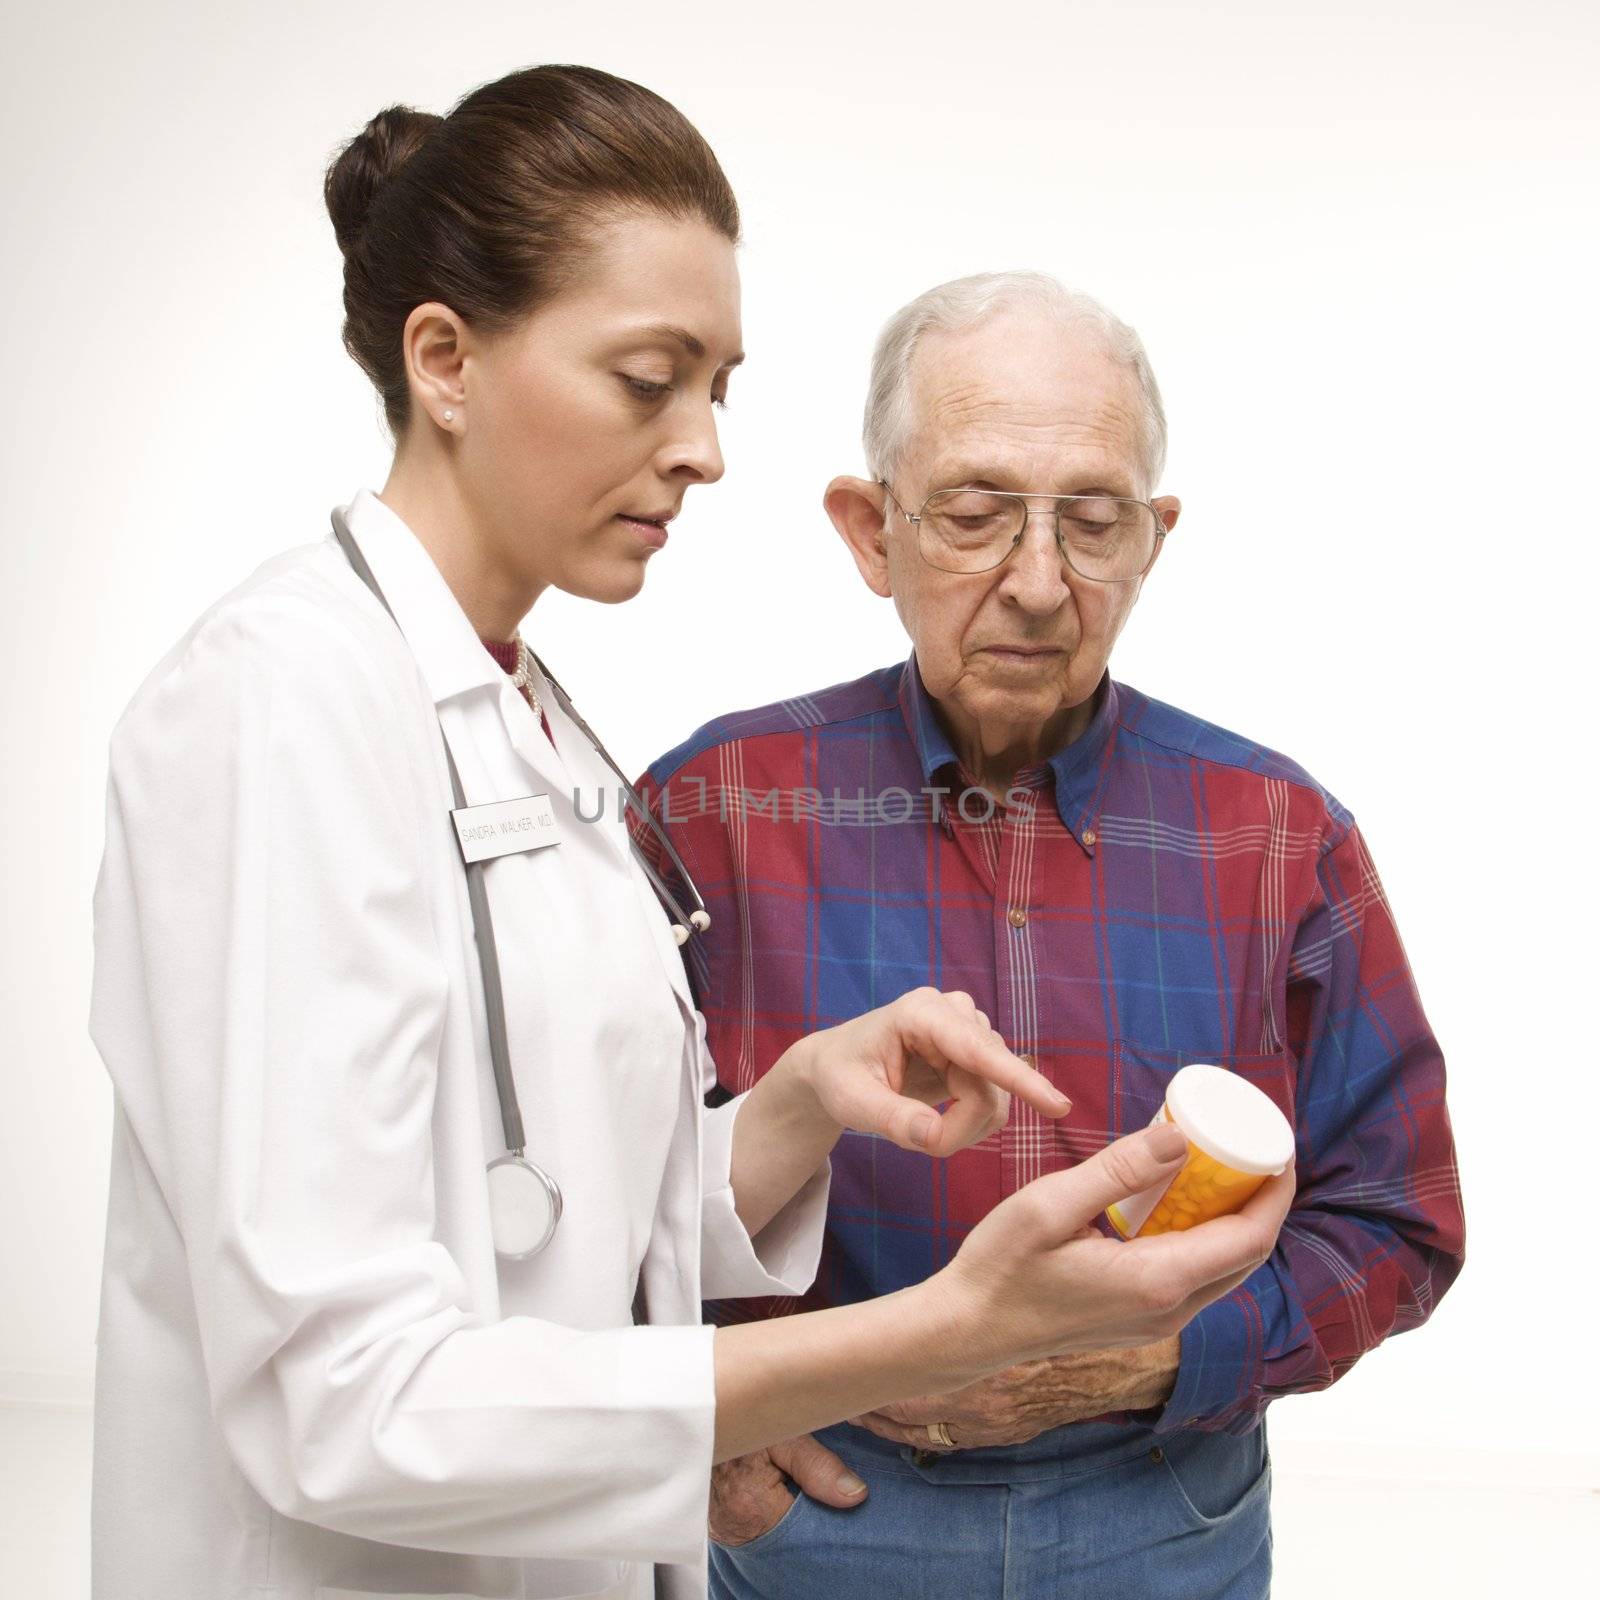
1112, 1037, 1296, 1140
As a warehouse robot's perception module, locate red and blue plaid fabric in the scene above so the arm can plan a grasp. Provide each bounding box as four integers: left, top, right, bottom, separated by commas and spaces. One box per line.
633, 657, 1464, 1435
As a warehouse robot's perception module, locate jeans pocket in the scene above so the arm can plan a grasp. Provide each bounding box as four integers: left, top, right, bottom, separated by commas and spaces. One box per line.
1154, 1426, 1272, 1531
710, 1488, 813, 1556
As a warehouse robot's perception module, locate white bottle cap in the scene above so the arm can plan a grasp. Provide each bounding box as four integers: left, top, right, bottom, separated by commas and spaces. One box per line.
1165, 1063, 1294, 1176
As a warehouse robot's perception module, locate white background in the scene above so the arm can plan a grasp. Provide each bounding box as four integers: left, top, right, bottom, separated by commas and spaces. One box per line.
3, 0, 1596, 1587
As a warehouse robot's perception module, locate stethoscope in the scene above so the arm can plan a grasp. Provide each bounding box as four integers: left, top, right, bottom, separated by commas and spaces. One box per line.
330, 507, 711, 1262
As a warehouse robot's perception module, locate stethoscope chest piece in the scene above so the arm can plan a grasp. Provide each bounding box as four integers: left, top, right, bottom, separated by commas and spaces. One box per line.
486, 1154, 563, 1261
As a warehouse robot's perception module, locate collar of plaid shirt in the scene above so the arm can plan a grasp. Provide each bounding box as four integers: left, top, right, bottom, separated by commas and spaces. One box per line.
898, 652, 1118, 851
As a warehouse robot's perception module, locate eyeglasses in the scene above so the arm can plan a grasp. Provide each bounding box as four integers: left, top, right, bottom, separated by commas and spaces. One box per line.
879, 481, 1166, 581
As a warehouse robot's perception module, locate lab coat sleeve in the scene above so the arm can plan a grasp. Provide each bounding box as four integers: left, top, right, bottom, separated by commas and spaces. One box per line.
694, 1003, 831, 1299
89, 593, 717, 1564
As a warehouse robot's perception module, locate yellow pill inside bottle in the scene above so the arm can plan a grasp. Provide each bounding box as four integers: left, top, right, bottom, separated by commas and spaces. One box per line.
1106, 1063, 1294, 1239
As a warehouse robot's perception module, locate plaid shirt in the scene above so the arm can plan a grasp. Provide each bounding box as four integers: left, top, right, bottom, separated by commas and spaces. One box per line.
633, 656, 1464, 1436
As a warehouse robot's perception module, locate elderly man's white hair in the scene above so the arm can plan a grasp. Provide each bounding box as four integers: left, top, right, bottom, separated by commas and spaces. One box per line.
862, 271, 1168, 492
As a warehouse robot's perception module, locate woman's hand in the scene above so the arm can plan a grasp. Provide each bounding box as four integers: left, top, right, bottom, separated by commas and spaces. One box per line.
928, 1121, 1295, 1375
714, 1119, 1294, 1465
785, 987, 1071, 1157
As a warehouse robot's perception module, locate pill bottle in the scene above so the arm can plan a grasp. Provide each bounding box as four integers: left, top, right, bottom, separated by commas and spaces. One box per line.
1107, 1063, 1294, 1239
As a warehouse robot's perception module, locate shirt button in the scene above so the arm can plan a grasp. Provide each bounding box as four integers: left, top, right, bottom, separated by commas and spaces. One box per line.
1149, 1446, 1165, 1464
1081, 827, 1098, 846
1007, 907, 1028, 929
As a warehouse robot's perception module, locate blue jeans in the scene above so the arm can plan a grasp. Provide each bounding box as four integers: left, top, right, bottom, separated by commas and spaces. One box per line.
708, 1418, 1271, 1599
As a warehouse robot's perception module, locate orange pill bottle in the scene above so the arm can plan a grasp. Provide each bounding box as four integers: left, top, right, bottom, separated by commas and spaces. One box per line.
1106, 1063, 1294, 1239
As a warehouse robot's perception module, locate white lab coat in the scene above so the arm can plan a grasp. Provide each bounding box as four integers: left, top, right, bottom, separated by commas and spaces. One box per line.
88, 486, 830, 1600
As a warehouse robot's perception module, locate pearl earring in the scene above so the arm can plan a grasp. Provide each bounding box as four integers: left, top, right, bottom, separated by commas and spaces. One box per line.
442, 409, 455, 422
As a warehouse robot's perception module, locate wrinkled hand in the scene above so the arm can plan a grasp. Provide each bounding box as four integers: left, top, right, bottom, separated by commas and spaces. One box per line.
849, 1337, 1183, 1450
709, 1435, 869, 1547
792, 987, 1071, 1158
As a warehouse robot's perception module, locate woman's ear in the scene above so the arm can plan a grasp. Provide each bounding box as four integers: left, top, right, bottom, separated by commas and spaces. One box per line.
825, 476, 893, 598
402, 301, 470, 431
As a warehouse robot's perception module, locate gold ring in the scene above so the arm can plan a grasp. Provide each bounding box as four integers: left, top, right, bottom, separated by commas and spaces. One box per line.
926, 1421, 956, 1448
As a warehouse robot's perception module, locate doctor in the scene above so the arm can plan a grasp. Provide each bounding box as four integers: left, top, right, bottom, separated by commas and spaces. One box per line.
88, 63, 1292, 1600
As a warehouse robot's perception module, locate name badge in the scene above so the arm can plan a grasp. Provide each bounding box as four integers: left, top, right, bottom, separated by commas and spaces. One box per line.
451, 793, 561, 863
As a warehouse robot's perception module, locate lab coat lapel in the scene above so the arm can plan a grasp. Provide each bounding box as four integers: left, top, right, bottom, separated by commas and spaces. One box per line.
335, 488, 695, 1014
336, 489, 503, 709
335, 489, 574, 810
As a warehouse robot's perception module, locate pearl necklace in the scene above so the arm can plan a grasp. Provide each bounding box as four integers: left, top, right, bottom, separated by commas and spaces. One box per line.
509, 635, 544, 724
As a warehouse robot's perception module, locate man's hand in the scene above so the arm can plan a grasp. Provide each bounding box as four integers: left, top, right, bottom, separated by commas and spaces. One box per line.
847, 1336, 1183, 1450
709, 1436, 869, 1547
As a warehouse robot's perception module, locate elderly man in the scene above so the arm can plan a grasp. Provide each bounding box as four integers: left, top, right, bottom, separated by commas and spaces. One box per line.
632, 272, 1464, 1598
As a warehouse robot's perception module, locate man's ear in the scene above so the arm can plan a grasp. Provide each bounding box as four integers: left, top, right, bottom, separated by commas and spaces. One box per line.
1142, 495, 1180, 584
1132, 492, 1184, 601
825, 476, 893, 598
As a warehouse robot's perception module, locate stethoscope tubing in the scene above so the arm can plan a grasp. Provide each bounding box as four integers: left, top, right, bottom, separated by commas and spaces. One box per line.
328, 507, 710, 1180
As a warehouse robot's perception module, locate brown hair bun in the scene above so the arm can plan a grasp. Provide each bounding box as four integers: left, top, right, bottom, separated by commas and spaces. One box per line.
323, 66, 738, 437
323, 105, 443, 258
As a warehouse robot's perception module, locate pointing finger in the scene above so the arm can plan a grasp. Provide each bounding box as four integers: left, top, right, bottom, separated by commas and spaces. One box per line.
897, 992, 1071, 1119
